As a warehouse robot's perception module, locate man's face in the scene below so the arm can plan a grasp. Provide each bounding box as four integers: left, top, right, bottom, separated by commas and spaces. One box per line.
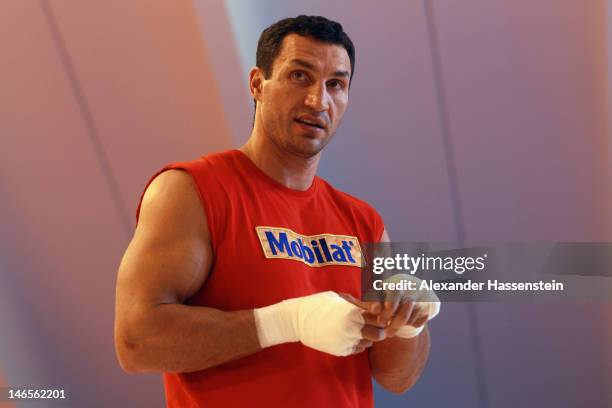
253, 34, 351, 158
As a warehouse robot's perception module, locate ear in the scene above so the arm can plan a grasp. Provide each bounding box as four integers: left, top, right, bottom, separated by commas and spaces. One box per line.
249, 67, 264, 103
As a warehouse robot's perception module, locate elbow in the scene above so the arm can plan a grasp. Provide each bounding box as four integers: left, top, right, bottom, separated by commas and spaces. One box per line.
115, 338, 142, 374
118, 359, 139, 375
374, 373, 419, 395
115, 343, 142, 374
114, 325, 150, 374
384, 378, 417, 395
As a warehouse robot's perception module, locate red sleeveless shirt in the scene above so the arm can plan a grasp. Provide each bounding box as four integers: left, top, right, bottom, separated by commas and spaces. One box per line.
138, 150, 384, 408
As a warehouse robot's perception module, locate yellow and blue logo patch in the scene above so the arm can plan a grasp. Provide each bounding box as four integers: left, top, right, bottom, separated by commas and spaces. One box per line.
256, 226, 363, 267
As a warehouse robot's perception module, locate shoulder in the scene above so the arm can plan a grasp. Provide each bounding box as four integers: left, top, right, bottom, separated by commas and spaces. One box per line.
143, 169, 197, 202
139, 169, 206, 233
170, 150, 242, 174
136, 150, 241, 239
139, 149, 240, 212
159, 150, 243, 195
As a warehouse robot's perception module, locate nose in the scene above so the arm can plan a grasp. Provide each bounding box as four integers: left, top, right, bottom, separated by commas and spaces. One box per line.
304, 82, 330, 112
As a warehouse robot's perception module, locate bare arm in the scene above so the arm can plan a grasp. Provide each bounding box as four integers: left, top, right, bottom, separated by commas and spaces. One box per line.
114, 170, 261, 374
368, 228, 432, 393
369, 326, 431, 393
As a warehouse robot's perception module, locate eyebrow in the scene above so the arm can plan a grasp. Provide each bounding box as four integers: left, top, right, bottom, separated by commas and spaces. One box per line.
289, 58, 350, 78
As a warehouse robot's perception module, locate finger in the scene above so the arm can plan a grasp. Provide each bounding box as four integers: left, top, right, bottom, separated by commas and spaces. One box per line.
407, 304, 423, 326
385, 301, 414, 336
362, 312, 387, 328
379, 300, 400, 325
412, 314, 429, 328
369, 301, 382, 314
339, 293, 381, 314
361, 324, 386, 342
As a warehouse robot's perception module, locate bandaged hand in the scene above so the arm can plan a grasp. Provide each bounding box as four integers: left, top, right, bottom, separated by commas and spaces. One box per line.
253, 291, 384, 357
382, 273, 440, 338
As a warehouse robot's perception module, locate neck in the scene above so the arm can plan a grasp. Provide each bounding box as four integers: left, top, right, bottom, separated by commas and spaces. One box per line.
240, 125, 320, 191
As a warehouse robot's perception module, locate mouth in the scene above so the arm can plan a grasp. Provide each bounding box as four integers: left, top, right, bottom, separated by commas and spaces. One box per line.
294, 117, 326, 130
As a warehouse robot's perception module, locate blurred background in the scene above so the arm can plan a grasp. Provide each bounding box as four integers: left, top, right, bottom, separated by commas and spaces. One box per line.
1, 0, 611, 406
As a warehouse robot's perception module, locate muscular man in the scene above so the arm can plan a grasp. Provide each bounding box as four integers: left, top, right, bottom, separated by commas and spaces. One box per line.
115, 15, 438, 407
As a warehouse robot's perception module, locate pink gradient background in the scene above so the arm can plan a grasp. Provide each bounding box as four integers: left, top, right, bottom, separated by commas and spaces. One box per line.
1, 0, 611, 406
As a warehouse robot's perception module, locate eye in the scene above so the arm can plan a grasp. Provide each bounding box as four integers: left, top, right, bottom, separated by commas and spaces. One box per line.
290, 71, 309, 82
327, 79, 345, 90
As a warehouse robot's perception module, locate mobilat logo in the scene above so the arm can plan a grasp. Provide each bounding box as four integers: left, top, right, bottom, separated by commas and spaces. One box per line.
255, 226, 363, 268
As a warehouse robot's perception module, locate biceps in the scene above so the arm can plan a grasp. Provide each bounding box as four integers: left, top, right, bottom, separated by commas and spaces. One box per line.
117, 232, 211, 308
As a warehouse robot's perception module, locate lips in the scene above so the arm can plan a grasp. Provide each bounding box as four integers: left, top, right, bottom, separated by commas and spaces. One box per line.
294, 116, 326, 129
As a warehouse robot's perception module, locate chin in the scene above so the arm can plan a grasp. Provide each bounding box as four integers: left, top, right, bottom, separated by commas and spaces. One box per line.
292, 148, 321, 159
290, 141, 325, 159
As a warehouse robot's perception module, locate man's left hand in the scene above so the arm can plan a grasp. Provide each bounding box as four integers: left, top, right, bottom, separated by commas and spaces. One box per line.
340, 274, 440, 338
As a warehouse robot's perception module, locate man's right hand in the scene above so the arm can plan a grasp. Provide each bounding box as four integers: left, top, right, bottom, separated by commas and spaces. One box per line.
254, 291, 387, 357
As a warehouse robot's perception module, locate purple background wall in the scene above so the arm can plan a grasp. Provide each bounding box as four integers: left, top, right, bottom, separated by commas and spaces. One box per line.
1, 0, 611, 406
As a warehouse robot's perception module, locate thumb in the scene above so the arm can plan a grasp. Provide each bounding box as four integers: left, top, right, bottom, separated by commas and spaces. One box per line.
338, 293, 382, 314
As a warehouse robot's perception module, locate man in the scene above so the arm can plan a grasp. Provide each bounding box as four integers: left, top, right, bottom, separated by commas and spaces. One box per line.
115, 15, 438, 407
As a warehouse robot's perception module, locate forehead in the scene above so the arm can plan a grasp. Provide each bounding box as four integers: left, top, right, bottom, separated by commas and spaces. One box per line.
273, 33, 351, 74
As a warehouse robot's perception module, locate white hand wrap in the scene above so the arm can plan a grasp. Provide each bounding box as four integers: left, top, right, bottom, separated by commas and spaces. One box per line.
385, 274, 441, 338
253, 291, 364, 356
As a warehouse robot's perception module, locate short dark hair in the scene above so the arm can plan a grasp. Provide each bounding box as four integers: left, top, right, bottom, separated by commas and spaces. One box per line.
256, 15, 356, 84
